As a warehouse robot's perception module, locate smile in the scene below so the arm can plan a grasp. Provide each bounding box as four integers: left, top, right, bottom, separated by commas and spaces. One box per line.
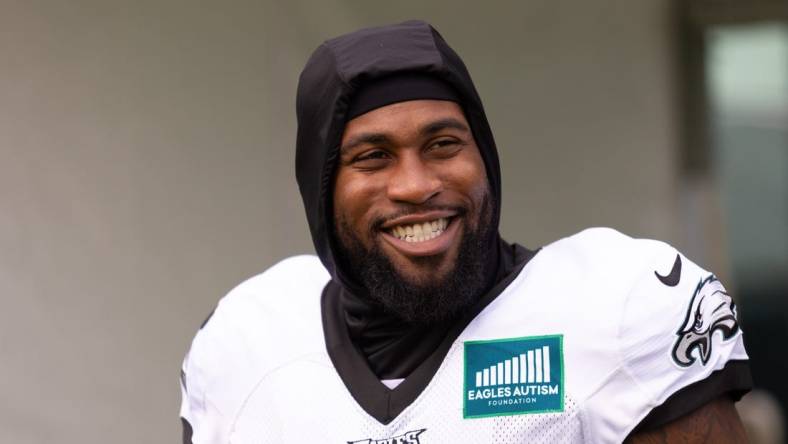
389, 218, 449, 243
379, 212, 461, 257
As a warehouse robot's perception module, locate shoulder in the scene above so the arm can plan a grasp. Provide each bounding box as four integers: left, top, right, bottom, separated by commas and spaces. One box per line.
545, 226, 674, 264
190, 252, 329, 339
541, 226, 695, 290
193, 254, 329, 357
544, 229, 750, 440
543, 227, 742, 361
533, 227, 679, 305
180, 255, 330, 431
213, 254, 330, 317
521, 227, 698, 371
226, 254, 329, 302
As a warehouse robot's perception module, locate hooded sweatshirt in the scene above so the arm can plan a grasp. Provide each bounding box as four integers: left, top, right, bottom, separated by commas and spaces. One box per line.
295, 20, 535, 392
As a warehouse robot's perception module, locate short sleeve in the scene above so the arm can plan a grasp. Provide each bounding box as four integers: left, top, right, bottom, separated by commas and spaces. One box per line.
618, 243, 751, 433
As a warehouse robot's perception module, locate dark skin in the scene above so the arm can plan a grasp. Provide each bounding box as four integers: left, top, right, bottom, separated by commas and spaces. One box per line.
334, 100, 489, 287
627, 397, 748, 443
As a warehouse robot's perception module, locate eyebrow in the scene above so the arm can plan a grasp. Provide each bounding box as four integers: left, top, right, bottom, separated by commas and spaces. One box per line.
340, 117, 471, 155
419, 117, 470, 137
340, 133, 392, 155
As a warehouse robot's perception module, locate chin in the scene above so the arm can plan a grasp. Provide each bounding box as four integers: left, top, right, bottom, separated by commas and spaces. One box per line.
385, 247, 459, 286
396, 267, 450, 290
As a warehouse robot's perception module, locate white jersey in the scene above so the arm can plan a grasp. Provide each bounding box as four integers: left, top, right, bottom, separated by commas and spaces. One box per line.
180, 228, 748, 443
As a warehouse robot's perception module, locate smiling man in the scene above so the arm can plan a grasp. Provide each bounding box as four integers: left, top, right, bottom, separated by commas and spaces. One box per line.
180, 21, 752, 443
334, 99, 495, 324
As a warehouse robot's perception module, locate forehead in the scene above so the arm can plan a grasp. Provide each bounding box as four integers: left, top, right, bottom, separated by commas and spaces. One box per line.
340, 100, 469, 144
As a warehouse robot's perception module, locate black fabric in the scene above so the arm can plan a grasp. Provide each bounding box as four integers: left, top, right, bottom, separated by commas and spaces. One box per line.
181, 417, 193, 444
344, 237, 516, 379
630, 360, 752, 434
346, 73, 461, 120
322, 243, 536, 424
295, 20, 502, 289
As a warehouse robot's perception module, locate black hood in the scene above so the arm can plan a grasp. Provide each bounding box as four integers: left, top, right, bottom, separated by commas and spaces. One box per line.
295, 20, 502, 284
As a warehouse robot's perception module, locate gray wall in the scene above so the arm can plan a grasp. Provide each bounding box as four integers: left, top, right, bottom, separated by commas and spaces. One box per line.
1, 1, 681, 442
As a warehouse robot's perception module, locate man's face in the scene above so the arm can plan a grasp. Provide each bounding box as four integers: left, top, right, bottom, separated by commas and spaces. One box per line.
333, 100, 494, 321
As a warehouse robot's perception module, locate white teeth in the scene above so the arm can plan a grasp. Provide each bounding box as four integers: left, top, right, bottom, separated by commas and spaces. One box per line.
389, 217, 450, 243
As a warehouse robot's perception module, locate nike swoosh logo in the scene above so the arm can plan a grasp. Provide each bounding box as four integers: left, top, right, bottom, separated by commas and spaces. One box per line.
655, 254, 682, 287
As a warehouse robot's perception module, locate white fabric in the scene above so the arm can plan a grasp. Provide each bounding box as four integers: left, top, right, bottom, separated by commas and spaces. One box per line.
180, 228, 748, 443
381, 378, 405, 390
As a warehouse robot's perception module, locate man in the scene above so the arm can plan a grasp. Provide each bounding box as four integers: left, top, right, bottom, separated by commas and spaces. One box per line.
180, 21, 751, 443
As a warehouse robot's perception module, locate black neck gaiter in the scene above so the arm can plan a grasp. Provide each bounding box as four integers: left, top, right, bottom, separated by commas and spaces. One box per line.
341, 236, 520, 380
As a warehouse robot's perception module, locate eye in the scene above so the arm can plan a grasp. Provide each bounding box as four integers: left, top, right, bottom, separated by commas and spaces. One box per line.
426, 138, 463, 157
694, 312, 703, 330
356, 150, 387, 161
350, 149, 391, 170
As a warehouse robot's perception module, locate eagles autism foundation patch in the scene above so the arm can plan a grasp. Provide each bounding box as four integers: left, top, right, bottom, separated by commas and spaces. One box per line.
463, 335, 564, 418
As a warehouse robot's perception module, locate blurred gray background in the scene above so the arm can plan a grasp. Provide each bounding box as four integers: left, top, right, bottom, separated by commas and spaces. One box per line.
1, 1, 786, 443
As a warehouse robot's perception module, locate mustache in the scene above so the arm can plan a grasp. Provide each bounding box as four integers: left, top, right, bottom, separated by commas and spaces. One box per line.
370, 204, 468, 231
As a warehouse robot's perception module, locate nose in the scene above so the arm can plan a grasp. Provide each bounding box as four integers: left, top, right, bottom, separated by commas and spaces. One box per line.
386, 152, 442, 204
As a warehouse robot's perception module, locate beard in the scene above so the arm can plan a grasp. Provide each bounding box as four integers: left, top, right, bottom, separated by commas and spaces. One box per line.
333, 194, 496, 324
